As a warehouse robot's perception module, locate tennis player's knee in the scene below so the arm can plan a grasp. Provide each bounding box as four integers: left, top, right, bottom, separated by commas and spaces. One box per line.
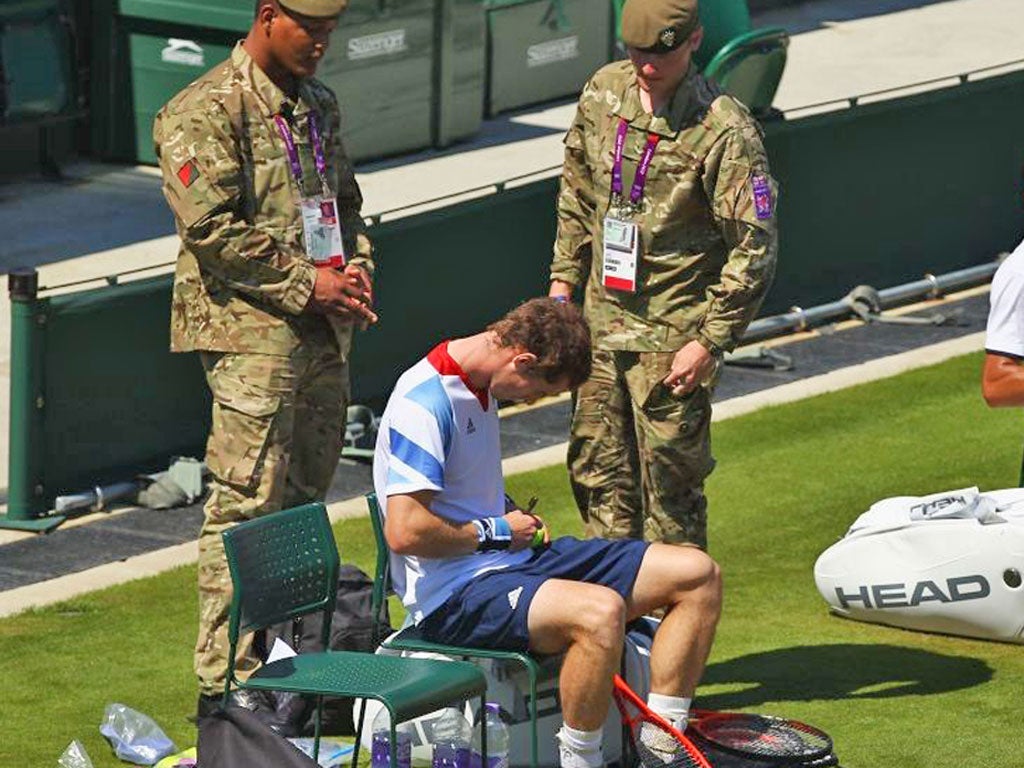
701, 558, 723, 613
575, 587, 627, 652
674, 550, 721, 609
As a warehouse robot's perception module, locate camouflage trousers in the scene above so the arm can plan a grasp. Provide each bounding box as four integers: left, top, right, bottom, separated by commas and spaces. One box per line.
195, 346, 348, 696
568, 348, 715, 548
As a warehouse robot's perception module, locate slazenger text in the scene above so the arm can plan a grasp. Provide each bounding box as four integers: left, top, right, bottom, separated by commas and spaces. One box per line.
347, 30, 408, 60
527, 36, 579, 68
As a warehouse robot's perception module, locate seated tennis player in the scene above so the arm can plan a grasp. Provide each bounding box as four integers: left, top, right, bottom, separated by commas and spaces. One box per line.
372, 298, 721, 768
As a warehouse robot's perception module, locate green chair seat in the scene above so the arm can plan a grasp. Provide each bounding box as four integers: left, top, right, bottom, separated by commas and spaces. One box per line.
244, 651, 487, 724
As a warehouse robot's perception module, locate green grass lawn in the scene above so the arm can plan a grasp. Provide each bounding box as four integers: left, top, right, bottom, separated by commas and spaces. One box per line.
3, 352, 1023, 767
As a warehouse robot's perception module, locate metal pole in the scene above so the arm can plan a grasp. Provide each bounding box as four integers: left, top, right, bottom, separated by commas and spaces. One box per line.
3, 268, 62, 532
741, 259, 1001, 345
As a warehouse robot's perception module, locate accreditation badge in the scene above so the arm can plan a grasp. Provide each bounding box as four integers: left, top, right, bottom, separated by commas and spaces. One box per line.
602, 216, 638, 293
300, 196, 346, 269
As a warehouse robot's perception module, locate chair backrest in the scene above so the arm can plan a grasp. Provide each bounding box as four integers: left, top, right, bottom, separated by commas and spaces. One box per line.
703, 27, 789, 116
365, 492, 392, 638
223, 502, 340, 643
693, 0, 752, 71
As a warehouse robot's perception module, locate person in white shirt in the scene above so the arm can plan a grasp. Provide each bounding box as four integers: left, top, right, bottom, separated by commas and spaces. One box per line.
983, 240, 1024, 406
374, 298, 721, 768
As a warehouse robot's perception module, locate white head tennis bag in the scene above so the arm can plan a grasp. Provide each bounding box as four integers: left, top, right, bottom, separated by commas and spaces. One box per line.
814, 487, 1024, 643
354, 617, 658, 767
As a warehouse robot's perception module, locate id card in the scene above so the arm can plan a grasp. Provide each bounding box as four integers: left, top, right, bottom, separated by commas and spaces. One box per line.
301, 196, 346, 269
602, 216, 638, 293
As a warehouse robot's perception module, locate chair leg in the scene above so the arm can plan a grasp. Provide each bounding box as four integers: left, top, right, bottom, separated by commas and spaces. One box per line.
479, 694, 488, 768
352, 698, 367, 768
523, 659, 538, 768
313, 694, 324, 763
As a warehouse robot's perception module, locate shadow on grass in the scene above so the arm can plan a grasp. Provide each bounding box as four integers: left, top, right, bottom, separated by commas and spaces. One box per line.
698, 643, 992, 709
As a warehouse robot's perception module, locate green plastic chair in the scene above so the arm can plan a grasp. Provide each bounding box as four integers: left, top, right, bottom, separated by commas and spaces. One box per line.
367, 492, 552, 768
222, 502, 488, 767
693, 0, 752, 71
703, 27, 789, 117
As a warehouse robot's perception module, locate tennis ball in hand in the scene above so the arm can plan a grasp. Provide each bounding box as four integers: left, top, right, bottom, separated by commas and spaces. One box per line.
531, 526, 547, 548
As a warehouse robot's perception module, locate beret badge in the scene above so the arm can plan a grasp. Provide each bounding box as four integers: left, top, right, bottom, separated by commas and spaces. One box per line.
659, 27, 677, 48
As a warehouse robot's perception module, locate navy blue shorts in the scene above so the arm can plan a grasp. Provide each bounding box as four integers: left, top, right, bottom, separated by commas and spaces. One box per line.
418, 536, 650, 652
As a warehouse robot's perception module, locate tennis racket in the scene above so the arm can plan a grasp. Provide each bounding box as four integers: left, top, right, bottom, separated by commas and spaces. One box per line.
612, 674, 712, 768
687, 709, 837, 767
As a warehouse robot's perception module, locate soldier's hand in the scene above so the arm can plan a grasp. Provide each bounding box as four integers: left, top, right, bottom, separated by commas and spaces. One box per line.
310, 265, 378, 325
548, 280, 574, 302
503, 510, 542, 551
663, 340, 715, 397
343, 263, 374, 307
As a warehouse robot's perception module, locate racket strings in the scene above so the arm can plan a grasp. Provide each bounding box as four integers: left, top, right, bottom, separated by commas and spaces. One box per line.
693, 716, 832, 760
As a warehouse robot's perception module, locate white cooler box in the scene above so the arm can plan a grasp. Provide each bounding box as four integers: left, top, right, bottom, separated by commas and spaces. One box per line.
355, 618, 659, 767
814, 487, 1024, 643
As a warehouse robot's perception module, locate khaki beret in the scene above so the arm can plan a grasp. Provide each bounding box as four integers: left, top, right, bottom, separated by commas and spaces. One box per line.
278, 0, 348, 17
621, 0, 699, 51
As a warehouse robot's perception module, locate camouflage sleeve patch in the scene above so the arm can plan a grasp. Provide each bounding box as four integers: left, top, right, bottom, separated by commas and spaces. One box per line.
704, 123, 778, 234
156, 106, 237, 229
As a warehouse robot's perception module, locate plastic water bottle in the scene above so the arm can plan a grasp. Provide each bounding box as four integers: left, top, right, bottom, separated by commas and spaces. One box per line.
471, 703, 510, 768
371, 707, 413, 768
429, 707, 473, 768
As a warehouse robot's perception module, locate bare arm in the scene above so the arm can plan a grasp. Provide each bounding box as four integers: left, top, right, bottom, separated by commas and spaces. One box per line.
982, 353, 1024, 407
385, 491, 541, 558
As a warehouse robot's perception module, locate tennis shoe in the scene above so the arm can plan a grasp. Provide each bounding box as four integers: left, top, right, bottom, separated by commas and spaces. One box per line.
638, 722, 687, 765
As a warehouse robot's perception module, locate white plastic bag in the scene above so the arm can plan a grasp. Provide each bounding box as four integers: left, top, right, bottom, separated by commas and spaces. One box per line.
288, 738, 354, 767
58, 740, 94, 768
99, 703, 176, 765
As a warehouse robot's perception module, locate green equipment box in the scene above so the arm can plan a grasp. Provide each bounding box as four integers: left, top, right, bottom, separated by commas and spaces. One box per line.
90, 0, 484, 165
314, 0, 484, 159
1, 0, 74, 121
484, 0, 613, 115
89, 0, 245, 164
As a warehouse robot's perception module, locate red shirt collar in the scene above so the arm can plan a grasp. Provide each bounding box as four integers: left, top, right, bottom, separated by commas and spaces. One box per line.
427, 341, 490, 411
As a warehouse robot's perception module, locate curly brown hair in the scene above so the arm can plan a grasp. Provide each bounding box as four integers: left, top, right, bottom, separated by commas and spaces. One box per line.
488, 298, 592, 389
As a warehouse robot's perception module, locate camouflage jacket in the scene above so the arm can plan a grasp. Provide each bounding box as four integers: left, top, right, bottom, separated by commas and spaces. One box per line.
154, 42, 374, 355
551, 61, 778, 353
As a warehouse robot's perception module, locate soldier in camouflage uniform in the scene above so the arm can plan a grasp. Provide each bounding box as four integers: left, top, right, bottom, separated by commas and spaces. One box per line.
549, 0, 777, 549
153, 0, 377, 715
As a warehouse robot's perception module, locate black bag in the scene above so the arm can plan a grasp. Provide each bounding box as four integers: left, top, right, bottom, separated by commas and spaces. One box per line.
197, 706, 320, 767
255, 563, 394, 736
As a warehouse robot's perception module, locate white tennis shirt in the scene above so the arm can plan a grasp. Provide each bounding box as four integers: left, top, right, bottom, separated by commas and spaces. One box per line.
372, 342, 531, 622
986, 240, 1024, 359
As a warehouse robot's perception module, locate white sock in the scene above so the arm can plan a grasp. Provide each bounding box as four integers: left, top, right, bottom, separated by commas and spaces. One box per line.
647, 692, 692, 731
557, 724, 603, 768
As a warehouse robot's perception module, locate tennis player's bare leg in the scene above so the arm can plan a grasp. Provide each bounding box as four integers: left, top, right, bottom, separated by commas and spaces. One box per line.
528, 579, 625, 768
528, 579, 625, 729
628, 543, 722, 699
